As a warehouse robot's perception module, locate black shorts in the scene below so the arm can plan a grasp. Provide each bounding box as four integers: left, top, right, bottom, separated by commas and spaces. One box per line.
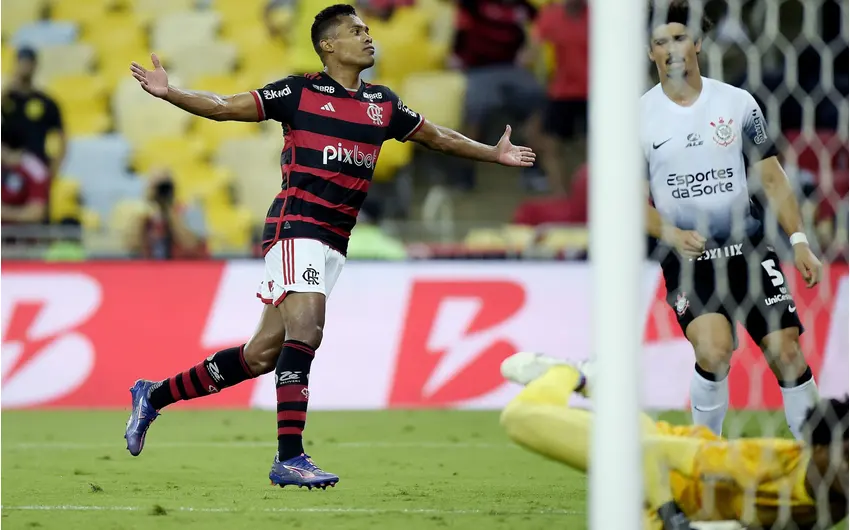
542, 99, 587, 140
660, 239, 804, 346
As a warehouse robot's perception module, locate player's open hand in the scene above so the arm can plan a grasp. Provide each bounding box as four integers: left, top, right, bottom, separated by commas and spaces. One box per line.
495, 125, 536, 167
130, 54, 169, 98
793, 243, 822, 287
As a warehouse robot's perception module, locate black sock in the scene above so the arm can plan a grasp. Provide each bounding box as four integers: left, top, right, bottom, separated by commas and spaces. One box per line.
275, 340, 315, 461
148, 345, 254, 410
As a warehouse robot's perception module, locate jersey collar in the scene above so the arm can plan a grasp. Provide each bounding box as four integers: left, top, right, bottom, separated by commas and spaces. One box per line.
318, 72, 365, 99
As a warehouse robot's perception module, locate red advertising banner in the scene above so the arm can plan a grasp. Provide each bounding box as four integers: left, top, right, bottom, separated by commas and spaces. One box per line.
1, 261, 847, 410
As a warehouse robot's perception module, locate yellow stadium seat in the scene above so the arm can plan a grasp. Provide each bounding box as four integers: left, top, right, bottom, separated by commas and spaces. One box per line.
502, 224, 536, 252
49, 177, 81, 222
192, 117, 261, 154
117, 102, 192, 148
63, 108, 112, 137
220, 19, 280, 59
109, 198, 149, 249
132, 0, 196, 26
191, 74, 256, 96
376, 35, 444, 86
2, 0, 46, 38
99, 42, 149, 91
47, 74, 108, 110
169, 162, 232, 203
239, 39, 292, 79
131, 136, 207, 174
82, 12, 147, 51
167, 42, 238, 86
2, 46, 17, 76
81, 207, 102, 230
539, 226, 589, 254
32, 44, 96, 87
373, 140, 412, 183
50, 0, 116, 24
215, 136, 283, 219
212, 0, 267, 25
205, 202, 253, 254
151, 11, 221, 56
463, 228, 508, 252
400, 71, 466, 130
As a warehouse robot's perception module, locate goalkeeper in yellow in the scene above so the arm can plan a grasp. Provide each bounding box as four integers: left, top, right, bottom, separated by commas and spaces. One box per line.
499, 352, 848, 530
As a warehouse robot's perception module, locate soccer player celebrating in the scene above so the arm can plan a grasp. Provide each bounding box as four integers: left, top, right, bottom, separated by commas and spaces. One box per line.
500, 352, 849, 529
124, 4, 535, 488
642, 1, 822, 439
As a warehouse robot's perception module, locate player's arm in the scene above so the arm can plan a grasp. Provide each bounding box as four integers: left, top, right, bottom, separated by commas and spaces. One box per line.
130, 54, 261, 122
410, 120, 536, 167
743, 94, 822, 286
645, 182, 706, 257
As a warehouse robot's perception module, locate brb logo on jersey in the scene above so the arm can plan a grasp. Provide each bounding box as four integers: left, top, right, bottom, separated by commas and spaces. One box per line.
666, 168, 735, 198
323, 143, 378, 169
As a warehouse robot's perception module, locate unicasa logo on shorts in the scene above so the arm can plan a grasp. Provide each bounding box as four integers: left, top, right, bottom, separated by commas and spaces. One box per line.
322, 143, 378, 169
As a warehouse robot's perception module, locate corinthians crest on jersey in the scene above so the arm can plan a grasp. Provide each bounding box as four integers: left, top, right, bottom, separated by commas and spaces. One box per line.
710, 117, 737, 147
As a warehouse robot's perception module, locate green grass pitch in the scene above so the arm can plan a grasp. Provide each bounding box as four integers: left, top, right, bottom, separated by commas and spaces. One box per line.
0, 409, 833, 530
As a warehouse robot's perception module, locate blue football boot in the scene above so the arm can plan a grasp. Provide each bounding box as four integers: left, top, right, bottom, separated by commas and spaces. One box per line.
269, 453, 339, 490
124, 379, 159, 456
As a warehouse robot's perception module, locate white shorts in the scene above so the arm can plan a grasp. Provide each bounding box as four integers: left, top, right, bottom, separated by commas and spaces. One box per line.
256, 238, 346, 306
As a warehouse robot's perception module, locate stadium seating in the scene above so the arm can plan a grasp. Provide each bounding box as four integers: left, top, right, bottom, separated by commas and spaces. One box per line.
131, 136, 207, 174
400, 71, 466, 130
32, 43, 96, 86
48, 73, 113, 136
167, 42, 239, 86
2, 0, 47, 38
215, 136, 284, 220
49, 0, 119, 25
49, 177, 82, 222
131, 0, 196, 26
152, 11, 222, 58
12, 21, 78, 49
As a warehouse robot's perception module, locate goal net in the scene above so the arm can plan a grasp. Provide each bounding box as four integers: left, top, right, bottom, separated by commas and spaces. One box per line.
594, 0, 848, 528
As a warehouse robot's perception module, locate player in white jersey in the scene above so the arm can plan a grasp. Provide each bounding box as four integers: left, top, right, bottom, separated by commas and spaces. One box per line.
642, 1, 823, 440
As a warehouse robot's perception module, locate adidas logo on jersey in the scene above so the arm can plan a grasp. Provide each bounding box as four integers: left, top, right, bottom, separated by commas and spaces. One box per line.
321, 102, 336, 112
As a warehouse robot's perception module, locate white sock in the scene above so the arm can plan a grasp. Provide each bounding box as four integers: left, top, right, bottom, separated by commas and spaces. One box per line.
690, 366, 729, 436
780, 368, 819, 440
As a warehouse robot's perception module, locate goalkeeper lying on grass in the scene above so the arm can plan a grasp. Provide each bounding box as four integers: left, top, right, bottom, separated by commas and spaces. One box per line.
499, 352, 848, 530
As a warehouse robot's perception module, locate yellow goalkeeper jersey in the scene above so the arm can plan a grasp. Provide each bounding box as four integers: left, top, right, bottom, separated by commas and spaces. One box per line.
668, 432, 817, 526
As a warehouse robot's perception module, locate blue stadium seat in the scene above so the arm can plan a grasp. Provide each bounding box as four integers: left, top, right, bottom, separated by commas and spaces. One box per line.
12, 21, 78, 49
83, 172, 145, 220
62, 134, 132, 186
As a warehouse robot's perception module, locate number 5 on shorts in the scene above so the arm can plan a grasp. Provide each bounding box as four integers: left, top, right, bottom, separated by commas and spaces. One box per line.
761, 259, 785, 287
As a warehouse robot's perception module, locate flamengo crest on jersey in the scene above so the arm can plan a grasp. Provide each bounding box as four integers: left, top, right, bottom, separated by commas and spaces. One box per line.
641, 77, 777, 242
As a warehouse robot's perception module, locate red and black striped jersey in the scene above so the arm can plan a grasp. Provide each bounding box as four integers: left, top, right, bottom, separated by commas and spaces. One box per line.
249, 72, 424, 256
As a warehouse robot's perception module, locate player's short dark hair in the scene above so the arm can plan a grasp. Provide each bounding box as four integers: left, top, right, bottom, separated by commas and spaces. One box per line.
311, 4, 357, 58
802, 396, 849, 447
647, 0, 714, 40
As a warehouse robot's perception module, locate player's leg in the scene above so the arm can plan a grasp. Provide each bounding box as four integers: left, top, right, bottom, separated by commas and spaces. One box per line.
268, 239, 342, 489
124, 304, 285, 456
746, 251, 817, 439
664, 259, 735, 436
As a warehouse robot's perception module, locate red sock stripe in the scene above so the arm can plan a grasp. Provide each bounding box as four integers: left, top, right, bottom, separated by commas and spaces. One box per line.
194, 361, 217, 393
277, 426, 303, 436
181, 371, 198, 399
169, 377, 180, 401
237, 344, 253, 377
285, 342, 315, 356
276, 384, 309, 403
277, 410, 308, 422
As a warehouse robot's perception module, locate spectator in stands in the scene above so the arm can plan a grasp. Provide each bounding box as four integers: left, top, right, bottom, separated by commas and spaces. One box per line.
347, 199, 408, 260
525, 0, 589, 194
1, 47, 66, 177
128, 169, 207, 260
512, 163, 588, 226
815, 169, 849, 263
1, 122, 51, 226
451, 0, 544, 189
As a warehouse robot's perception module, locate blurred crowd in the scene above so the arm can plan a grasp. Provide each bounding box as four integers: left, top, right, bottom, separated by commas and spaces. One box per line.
1, 0, 847, 261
